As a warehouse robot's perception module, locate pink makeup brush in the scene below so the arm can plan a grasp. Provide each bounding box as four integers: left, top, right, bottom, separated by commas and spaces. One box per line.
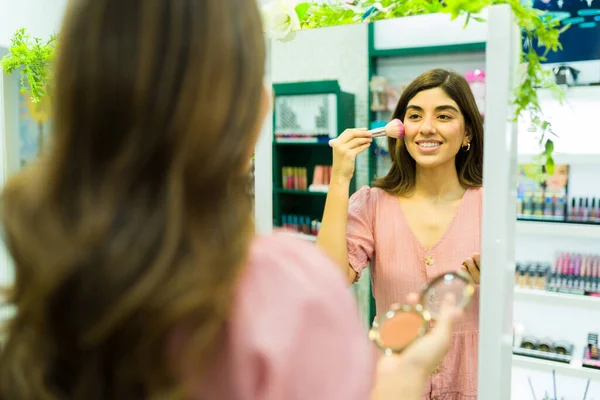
369, 118, 404, 139
328, 119, 404, 147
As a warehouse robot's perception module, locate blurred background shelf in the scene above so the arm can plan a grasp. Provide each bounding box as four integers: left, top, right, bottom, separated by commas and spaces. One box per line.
512, 355, 600, 380
516, 220, 600, 239
514, 287, 600, 311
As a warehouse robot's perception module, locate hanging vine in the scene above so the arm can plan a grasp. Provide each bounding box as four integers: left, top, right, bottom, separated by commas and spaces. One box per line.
262, 0, 569, 174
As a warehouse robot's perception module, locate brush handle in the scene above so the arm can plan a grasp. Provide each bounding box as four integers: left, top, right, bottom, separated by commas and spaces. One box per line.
368, 126, 386, 137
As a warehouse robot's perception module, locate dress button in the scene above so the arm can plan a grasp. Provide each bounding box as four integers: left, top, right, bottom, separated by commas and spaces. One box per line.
425, 255, 435, 266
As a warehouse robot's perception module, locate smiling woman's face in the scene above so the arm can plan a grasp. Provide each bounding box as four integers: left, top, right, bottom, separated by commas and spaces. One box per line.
403, 87, 470, 170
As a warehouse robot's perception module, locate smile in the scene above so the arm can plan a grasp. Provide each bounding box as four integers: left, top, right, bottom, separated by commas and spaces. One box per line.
415, 140, 442, 153
416, 140, 442, 147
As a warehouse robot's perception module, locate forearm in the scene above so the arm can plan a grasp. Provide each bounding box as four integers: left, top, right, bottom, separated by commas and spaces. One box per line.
316, 177, 353, 283
370, 365, 427, 400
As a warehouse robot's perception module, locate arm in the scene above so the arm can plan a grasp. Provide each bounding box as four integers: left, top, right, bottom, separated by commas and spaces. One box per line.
316, 128, 372, 284
316, 175, 356, 284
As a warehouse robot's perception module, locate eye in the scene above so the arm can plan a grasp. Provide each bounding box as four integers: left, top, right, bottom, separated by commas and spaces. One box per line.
407, 113, 421, 120
438, 114, 452, 120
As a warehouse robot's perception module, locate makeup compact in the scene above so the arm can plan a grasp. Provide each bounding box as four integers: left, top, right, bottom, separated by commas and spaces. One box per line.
369, 270, 475, 355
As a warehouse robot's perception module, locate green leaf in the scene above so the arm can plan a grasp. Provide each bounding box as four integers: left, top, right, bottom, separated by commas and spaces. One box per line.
295, 3, 310, 22
544, 138, 554, 155
545, 155, 555, 175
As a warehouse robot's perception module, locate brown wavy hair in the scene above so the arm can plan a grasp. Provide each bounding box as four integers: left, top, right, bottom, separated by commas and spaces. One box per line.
373, 69, 483, 195
0, 0, 265, 398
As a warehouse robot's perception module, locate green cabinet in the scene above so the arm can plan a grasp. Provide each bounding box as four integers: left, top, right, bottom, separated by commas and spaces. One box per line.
272, 80, 356, 234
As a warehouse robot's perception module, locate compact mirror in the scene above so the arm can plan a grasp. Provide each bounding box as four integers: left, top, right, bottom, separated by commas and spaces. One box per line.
369, 270, 475, 355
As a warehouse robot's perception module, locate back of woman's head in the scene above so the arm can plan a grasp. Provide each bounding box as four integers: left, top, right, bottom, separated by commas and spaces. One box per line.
373, 68, 483, 194
0, 0, 265, 398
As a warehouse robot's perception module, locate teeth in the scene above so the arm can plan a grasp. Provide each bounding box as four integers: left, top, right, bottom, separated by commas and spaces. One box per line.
418, 142, 441, 148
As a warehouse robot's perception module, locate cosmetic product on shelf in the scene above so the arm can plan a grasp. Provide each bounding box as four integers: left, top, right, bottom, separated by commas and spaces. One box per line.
582, 332, 600, 370
514, 262, 551, 290
281, 166, 308, 190
515, 253, 600, 296
567, 196, 600, 223
308, 165, 331, 193
516, 163, 570, 222
512, 329, 574, 364
517, 188, 569, 222
281, 214, 321, 237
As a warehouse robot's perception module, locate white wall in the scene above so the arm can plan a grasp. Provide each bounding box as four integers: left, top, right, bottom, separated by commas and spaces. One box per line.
271, 23, 370, 188
270, 24, 373, 325
0, 0, 68, 48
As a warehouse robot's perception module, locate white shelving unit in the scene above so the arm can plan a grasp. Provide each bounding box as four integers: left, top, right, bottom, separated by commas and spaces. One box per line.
514, 287, 600, 312
513, 355, 600, 381
516, 220, 600, 239
518, 153, 600, 166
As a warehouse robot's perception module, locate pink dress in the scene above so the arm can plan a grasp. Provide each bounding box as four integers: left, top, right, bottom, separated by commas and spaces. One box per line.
347, 186, 481, 400
185, 233, 377, 400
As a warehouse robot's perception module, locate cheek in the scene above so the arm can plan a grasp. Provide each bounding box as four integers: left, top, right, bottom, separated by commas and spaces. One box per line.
403, 124, 419, 140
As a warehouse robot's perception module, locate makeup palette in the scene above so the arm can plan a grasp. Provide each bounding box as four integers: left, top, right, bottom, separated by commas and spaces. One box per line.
369, 270, 475, 355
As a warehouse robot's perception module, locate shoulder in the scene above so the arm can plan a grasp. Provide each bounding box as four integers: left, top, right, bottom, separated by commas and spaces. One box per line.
349, 185, 389, 208
467, 186, 483, 204
238, 233, 357, 319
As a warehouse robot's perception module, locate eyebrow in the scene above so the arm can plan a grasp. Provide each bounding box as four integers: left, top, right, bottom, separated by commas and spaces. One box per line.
406, 104, 460, 113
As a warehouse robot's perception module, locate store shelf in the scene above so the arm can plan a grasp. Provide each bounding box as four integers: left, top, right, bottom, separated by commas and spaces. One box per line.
274, 140, 331, 146
518, 153, 600, 166
512, 354, 600, 380
514, 287, 600, 310
279, 231, 318, 242
276, 188, 328, 196
516, 220, 600, 239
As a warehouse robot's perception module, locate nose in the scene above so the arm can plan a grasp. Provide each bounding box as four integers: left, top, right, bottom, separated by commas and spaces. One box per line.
418, 115, 436, 135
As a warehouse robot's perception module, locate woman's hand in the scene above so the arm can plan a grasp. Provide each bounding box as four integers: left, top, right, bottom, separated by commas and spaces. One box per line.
461, 253, 481, 284
329, 129, 372, 182
370, 294, 463, 400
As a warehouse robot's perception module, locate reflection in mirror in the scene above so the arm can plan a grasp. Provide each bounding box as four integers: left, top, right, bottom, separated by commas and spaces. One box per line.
370, 271, 475, 355
270, 16, 486, 399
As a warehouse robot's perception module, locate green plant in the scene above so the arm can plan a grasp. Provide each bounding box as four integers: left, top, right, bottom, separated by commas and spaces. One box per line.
1, 28, 57, 155
1, 28, 56, 104
264, 0, 568, 176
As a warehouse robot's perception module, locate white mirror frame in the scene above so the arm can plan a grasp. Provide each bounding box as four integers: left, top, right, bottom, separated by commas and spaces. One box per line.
254, 5, 521, 398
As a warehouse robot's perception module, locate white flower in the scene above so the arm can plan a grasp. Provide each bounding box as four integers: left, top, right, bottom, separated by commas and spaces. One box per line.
261, 0, 302, 43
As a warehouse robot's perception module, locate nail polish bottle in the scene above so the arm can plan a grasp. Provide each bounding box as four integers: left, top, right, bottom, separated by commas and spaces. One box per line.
591, 198, 597, 223
569, 198, 577, 221
554, 192, 566, 219
543, 191, 553, 218
583, 197, 590, 222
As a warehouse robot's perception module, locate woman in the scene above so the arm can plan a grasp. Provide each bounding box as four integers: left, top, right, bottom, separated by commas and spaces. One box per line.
318, 69, 484, 400
0, 1, 461, 399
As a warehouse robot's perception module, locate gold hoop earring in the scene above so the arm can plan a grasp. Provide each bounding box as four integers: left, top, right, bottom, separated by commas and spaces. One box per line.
462, 143, 471, 152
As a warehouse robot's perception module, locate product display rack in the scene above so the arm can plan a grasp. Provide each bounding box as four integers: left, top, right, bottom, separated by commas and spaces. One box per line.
271, 80, 356, 232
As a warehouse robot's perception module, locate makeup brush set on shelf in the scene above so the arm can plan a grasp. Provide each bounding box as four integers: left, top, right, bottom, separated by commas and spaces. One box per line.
515, 252, 600, 297
527, 370, 592, 400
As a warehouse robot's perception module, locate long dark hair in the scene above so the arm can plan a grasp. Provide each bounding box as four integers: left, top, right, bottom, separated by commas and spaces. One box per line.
373, 68, 483, 195
0, 0, 265, 398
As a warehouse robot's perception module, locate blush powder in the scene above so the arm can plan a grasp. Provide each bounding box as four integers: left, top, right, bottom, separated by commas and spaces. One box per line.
379, 310, 424, 349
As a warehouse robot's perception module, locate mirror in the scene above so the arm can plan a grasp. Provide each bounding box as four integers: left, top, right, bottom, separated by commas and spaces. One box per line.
269, 17, 488, 399
265, 8, 532, 399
